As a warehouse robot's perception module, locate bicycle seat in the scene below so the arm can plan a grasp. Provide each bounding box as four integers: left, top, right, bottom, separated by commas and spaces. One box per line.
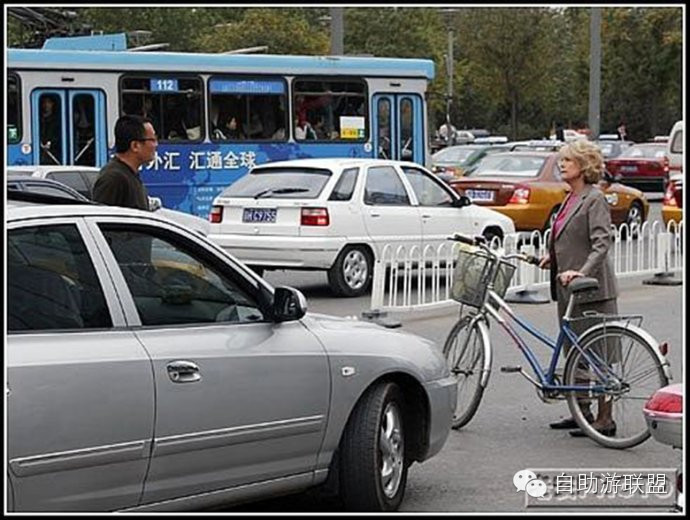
569, 277, 599, 293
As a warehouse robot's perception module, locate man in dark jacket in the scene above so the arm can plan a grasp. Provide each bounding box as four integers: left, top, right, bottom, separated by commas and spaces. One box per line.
93, 115, 157, 210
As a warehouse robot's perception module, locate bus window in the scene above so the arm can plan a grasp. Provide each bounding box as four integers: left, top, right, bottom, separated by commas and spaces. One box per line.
209, 77, 288, 142
72, 94, 96, 166
293, 79, 367, 142
8, 73, 21, 143
120, 76, 203, 142
377, 98, 391, 159
400, 98, 414, 160
38, 93, 63, 165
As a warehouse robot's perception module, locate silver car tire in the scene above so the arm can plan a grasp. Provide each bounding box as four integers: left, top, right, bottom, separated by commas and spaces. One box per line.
339, 382, 408, 511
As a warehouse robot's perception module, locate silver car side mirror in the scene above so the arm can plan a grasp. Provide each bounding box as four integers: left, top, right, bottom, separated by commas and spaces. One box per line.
272, 286, 307, 323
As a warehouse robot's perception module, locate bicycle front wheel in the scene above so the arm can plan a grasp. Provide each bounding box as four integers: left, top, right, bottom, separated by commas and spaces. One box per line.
564, 324, 669, 449
442, 316, 489, 429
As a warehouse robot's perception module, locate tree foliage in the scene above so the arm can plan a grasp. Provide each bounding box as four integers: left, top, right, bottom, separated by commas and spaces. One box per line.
7, 6, 682, 140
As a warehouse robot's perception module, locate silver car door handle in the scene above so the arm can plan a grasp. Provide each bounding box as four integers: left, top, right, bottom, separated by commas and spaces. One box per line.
421, 214, 432, 219
167, 361, 201, 383
370, 212, 381, 218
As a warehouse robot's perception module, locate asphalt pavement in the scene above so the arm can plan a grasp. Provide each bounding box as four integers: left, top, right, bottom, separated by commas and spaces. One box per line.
224, 201, 683, 513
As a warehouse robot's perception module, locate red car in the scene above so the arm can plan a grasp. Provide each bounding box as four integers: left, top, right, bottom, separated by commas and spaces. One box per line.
605, 142, 669, 191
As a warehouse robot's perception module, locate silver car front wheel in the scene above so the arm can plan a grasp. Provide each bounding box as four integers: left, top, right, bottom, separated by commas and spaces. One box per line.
339, 382, 408, 511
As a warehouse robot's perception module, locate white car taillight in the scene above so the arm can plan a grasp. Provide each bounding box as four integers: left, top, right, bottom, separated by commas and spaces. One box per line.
301, 207, 330, 226
209, 206, 223, 223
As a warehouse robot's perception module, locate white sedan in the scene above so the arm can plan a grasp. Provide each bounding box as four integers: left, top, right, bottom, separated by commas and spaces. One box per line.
208, 158, 515, 297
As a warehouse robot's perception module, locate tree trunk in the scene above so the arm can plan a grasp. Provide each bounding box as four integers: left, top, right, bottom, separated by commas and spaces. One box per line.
511, 89, 519, 140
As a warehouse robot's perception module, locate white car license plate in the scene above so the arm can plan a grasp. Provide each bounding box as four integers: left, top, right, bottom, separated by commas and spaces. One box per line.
620, 165, 638, 173
465, 189, 495, 202
243, 208, 277, 223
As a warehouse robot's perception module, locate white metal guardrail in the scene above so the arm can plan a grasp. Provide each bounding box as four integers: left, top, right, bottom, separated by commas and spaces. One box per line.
370, 221, 683, 313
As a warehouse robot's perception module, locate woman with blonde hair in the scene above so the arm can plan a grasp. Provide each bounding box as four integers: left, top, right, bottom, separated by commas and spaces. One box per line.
539, 139, 619, 438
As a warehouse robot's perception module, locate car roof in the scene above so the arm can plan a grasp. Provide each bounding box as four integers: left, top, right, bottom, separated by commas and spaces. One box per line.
7, 198, 160, 223
7, 173, 80, 184
7, 165, 101, 173
483, 150, 554, 157
249, 157, 424, 170
632, 142, 665, 148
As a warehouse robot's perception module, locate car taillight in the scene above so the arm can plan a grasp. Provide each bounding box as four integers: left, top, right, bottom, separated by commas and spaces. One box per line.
664, 184, 678, 206
301, 207, 330, 226
645, 390, 682, 414
209, 206, 223, 223
509, 187, 530, 204
663, 156, 670, 175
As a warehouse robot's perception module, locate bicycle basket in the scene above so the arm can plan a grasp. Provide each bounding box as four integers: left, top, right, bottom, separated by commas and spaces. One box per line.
451, 247, 516, 307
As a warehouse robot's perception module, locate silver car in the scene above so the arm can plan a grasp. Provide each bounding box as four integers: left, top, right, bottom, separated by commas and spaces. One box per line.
6, 197, 455, 512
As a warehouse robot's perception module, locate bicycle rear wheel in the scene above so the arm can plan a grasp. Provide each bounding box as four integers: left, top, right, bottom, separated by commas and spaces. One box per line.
564, 324, 669, 449
442, 316, 488, 429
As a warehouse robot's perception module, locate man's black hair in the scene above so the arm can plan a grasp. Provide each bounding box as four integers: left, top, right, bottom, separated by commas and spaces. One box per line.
114, 114, 152, 153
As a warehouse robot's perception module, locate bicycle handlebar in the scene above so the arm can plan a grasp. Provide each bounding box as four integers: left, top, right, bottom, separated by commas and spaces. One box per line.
448, 233, 542, 266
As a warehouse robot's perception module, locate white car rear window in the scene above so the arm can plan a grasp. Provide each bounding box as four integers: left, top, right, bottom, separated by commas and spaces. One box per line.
221, 167, 332, 199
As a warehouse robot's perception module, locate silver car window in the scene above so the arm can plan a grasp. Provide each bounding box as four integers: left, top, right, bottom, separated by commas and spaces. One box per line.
100, 225, 266, 327
8, 224, 112, 332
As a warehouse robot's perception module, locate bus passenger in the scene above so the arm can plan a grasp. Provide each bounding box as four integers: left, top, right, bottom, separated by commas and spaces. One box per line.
222, 116, 245, 140
39, 96, 61, 164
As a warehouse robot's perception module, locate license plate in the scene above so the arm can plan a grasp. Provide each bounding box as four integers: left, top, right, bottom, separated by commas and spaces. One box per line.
465, 189, 495, 202
620, 165, 638, 173
242, 208, 277, 223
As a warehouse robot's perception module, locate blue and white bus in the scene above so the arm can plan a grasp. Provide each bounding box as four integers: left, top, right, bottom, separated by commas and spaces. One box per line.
7, 33, 435, 217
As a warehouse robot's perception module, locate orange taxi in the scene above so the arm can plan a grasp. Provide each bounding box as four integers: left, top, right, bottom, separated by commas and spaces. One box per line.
662, 174, 683, 227
448, 151, 650, 232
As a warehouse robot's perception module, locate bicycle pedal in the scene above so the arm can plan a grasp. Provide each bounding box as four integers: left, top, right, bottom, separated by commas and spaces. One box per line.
500, 366, 522, 373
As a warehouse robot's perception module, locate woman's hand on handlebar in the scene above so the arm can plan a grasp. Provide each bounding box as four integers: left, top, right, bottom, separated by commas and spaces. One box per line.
558, 270, 584, 286
538, 254, 550, 270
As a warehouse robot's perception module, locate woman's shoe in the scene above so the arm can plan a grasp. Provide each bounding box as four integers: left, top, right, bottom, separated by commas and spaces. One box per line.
549, 413, 594, 430
569, 422, 617, 437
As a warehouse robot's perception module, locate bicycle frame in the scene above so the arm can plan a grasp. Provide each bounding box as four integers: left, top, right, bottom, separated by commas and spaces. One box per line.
473, 288, 616, 394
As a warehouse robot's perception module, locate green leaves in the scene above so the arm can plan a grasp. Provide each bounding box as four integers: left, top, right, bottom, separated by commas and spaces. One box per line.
7, 7, 681, 140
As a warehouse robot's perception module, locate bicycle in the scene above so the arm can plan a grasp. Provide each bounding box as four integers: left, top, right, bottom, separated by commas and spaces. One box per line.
442, 233, 672, 449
